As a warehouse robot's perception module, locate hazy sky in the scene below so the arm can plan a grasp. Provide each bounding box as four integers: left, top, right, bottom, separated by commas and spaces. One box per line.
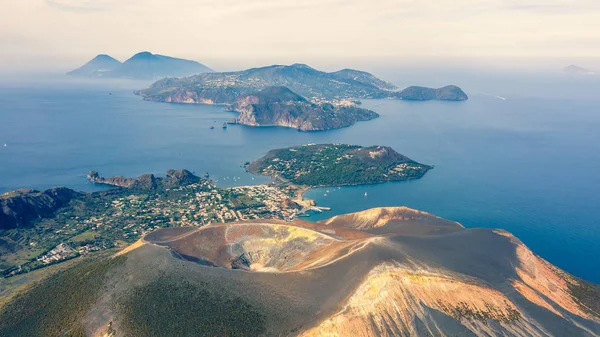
1, 0, 600, 71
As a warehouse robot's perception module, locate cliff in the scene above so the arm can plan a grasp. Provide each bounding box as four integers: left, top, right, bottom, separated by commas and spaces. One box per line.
229, 86, 378, 131
0, 187, 81, 229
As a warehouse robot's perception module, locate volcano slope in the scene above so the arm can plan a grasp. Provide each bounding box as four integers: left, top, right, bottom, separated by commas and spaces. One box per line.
1, 207, 599, 337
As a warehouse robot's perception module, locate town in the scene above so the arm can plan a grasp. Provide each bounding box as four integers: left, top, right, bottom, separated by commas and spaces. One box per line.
1, 180, 307, 277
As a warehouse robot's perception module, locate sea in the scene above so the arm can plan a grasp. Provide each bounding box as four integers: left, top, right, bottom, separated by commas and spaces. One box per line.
1, 70, 599, 282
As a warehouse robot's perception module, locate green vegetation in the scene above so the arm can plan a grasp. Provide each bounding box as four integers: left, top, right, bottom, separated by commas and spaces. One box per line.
0, 254, 125, 337
568, 278, 600, 318
118, 275, 266, 337
69, 230, 99, 243
247, 144, 432, 187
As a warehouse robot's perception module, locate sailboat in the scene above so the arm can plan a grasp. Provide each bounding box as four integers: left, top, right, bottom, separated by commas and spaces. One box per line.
364, 192, 368, 197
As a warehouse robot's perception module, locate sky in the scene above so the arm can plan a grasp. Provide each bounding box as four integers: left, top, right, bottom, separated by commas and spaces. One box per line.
1, 0, 600, 72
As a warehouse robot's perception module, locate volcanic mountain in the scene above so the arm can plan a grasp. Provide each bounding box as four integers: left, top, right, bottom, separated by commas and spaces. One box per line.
1, 207, 598, 336
136, 63, 468, 104
67, 52, 213, 80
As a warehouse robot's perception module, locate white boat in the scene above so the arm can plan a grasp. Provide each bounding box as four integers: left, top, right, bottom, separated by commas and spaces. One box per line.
364, 192, 368, 197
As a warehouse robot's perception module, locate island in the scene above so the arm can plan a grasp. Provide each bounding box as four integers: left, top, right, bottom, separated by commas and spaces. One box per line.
67, 51, 213, 80
564, 65, 597, 75
246, 144, 432, 186
394, 85, 469, 101
136, 63, 468, 105
228, 86, 379, 131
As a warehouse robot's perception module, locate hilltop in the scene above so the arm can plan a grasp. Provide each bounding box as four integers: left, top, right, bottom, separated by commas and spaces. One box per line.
1, 207, 598, 336
228, 87, 379, 131
246, 144, 432, 186
66, 54, 121, 77
0, 188, 81, 230
67, 51, 213, 80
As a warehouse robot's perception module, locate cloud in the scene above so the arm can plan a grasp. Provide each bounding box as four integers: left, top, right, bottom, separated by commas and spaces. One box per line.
44, 0, 120, 11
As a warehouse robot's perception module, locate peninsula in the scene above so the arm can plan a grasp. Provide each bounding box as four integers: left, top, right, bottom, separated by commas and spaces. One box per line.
228, 86, 378, 131
87, 169, 201, 189
246, 144, 432, 186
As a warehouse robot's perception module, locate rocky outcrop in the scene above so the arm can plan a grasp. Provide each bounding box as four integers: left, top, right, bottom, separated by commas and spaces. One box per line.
229, 86, 379, 131
0, 187, 81, 229
88, 169, 201, 190
88, 171, 138, 188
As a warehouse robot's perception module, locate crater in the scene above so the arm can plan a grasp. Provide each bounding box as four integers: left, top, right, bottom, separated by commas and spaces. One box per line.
144, 222, 365, 272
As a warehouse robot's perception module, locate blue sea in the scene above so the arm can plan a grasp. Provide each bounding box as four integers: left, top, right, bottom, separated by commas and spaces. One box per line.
1, 71, 599, 282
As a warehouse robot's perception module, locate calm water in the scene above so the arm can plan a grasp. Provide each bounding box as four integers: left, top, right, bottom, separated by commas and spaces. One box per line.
1, 71, 599, 282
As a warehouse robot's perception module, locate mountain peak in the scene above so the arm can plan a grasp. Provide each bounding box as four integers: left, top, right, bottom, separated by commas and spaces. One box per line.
127, 51, 156, 61
289, 63, 314, 70
68, 52, 213, 79
92, 54, 118, 61
564, 64, 595, 75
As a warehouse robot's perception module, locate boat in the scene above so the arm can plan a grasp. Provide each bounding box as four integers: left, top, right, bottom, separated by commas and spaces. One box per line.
364, 192, 368, 197
222, 122, 228, 129
209, 126, 215, 130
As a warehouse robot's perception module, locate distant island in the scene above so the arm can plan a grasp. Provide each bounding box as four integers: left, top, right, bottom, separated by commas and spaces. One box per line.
394, 85, 468, 101
67, 51, 213, 80
564, 65, 596, 75
246, 144, 432, 187
228, 86, 378, 131
136, 63, 467, 104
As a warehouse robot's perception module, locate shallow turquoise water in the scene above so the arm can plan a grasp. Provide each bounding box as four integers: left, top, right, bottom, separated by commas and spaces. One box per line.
1, 72, 599, 282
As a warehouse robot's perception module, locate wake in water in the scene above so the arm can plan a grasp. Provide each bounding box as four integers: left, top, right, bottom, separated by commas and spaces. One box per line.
480, 92, 507, 100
